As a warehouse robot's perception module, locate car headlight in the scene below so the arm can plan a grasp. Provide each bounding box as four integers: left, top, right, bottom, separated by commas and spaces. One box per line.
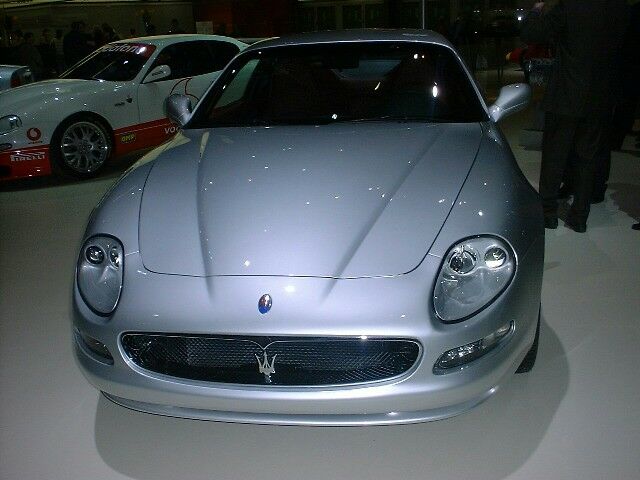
77, 235, 124, 315
433, 236, 515, 322
0, 115, 22, 134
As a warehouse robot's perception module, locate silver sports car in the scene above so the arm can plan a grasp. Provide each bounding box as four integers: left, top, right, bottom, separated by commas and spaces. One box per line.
73, 30, 543, 425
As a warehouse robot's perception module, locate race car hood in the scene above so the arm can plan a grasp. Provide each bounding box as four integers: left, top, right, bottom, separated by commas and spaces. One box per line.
0, 79, 128, 111
139, 123, 483, 278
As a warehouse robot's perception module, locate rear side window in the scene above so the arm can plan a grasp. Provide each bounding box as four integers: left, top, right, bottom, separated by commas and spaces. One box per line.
150, 41, 239, 81
205, 41, 241, 71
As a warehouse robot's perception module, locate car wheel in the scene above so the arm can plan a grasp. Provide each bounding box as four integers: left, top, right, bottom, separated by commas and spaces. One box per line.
515, 307, 540, 374
53, 118, 112, 178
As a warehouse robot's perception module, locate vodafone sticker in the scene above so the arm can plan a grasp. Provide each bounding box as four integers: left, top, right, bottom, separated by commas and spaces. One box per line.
27, 127, 42, 142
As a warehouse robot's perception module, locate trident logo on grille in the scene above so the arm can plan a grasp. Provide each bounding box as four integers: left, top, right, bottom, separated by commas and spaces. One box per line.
255, 351, 277, 383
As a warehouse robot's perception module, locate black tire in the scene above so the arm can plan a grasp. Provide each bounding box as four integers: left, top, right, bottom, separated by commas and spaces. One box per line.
51, 116, 113, 179
515, 307, 540, 374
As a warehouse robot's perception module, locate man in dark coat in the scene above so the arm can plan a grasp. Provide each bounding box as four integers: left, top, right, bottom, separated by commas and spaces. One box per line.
63, 21, 92, 67
521, 0, 628, 232
18, 32, 44, 80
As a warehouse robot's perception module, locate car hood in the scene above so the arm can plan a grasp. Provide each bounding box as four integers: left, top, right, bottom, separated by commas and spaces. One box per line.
139, 123, 483, 278
0, 78, 127, 111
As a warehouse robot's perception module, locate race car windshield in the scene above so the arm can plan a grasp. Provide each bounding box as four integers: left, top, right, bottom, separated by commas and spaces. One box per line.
190, 42, 487, 128
61, 44, 154, 81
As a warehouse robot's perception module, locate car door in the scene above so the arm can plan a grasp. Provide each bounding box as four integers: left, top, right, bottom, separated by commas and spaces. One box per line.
135, 40, 241, 145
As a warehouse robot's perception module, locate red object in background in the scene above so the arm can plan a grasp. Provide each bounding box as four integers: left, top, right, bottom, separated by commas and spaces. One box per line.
507, 44, 552, 63
194, 0, 295, 36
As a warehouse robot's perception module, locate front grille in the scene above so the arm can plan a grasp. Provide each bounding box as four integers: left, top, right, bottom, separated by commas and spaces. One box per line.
121, 333, 420, 386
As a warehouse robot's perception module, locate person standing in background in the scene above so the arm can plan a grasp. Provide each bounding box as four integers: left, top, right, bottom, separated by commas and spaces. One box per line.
102, 24, 120, 43
167, 18, 185, 35
51, 29, 65, 74
63, 21, 92, 67
620, 1, 640, 230
18, 32, 44, 80
92, 25, 106, 48
611, 1, 640, 151
521, 0, 628, 232
38, 28, 57, 78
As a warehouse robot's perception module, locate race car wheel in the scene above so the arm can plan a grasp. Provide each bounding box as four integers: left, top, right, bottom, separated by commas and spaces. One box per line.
54, 118, 112, 177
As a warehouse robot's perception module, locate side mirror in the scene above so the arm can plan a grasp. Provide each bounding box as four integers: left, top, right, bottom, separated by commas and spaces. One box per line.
143, 64, 171, 84
166, 94, 192, 127
488, 83, 531, 123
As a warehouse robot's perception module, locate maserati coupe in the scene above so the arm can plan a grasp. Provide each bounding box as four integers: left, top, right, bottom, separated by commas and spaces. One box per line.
72, 30, 543, 425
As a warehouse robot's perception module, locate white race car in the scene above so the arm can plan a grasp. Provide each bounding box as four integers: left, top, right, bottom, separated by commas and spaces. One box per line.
0, 35, 247, 181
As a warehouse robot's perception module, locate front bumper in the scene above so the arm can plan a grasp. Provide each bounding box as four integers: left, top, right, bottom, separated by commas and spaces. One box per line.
73, 236, 543, 425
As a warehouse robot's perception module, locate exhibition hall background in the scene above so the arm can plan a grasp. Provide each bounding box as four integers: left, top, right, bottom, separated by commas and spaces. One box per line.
1, 0, 532, 71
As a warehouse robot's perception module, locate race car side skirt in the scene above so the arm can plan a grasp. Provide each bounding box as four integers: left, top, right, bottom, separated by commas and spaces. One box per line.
0, 144, 52, 181
1, 118, 178, 181
114, 118, 178, 157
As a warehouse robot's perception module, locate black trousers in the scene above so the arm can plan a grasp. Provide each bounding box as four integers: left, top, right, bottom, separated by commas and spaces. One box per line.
562, 139, 611, 198
540, 113, 607, 222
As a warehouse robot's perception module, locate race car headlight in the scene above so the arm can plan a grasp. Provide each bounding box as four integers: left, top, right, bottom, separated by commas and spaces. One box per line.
0, 115, 22, 134
433, 236, 515, 322
77, 235, 124, 316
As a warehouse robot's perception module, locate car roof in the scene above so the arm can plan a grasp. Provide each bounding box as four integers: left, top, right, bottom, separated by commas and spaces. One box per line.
245, 29, 452, 52
112, 34, 247, 48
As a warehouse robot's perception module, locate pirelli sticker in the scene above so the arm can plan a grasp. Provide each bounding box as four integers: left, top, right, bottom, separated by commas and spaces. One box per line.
120, 132, 137, 144
10, 151, 46, 162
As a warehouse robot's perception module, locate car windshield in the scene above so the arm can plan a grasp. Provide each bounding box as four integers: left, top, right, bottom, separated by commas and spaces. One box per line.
190, 42, 487, 128
61, 43, 156, 81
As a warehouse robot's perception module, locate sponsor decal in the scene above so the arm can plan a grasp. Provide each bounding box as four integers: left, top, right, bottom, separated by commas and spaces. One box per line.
112, 118, 177, 155
120, 132, 137, 144
99, 43, 155, 57
10, 151, 46, 162
27, 127, 42, 142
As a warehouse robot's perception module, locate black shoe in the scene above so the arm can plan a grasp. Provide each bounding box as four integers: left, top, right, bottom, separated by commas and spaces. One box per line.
565, 217, 587, 233
544, 217, 558, 229
632, 223, 640, 231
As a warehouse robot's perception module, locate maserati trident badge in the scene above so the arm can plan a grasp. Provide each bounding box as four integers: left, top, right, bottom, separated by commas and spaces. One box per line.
256, 352, 277, 383
258, 294, 272, 314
